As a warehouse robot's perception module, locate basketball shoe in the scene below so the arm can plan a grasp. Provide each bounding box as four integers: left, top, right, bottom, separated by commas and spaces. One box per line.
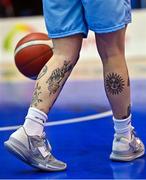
110, 128, 145, 161
4, 126, 67, 171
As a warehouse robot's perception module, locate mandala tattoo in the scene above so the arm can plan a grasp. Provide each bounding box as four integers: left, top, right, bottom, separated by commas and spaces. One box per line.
37, 65, 48, 80
105, 73, 125, 95
31, 82, 43, 107
46, 60, 73, 95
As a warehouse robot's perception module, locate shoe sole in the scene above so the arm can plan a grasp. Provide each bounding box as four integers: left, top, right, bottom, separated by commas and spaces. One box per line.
4, 139, 67, 171
110, 150, 145, 162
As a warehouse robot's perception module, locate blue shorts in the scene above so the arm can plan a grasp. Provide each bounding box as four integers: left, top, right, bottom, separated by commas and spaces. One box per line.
42, 0, 131, 38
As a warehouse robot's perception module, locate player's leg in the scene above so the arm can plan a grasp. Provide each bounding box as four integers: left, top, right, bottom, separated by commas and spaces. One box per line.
24, 34, 83, 135
96, 28, 129, 120
30, 35, 83, 114
5, 34, 83, 171
81, 0, 144, 161
4, 0, 87, 171
95, 28, 144, 161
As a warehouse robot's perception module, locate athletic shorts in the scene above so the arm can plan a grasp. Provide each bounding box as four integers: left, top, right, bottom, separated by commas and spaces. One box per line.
42, 0, 131, 38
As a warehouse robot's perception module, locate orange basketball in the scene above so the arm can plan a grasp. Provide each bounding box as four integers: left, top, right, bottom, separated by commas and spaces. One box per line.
14, 32, 53, 80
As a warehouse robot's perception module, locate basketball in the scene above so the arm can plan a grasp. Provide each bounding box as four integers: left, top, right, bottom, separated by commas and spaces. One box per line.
14, 32, 53, 80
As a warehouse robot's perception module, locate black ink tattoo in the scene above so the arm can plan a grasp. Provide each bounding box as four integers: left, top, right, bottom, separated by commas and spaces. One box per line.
105, 73, 125, 95
127, 77, 130, 87
127, 104, 131, 117
37, 65, 48, 80
31, 82, 43, 107
126, 68, 130, 87
121, 104, 131, 119
46, 60, 73, 95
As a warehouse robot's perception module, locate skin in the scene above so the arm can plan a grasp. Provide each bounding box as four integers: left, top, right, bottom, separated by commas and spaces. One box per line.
31, 34, 83, 113
95, 27, 131, 119
31, 27, 131, 120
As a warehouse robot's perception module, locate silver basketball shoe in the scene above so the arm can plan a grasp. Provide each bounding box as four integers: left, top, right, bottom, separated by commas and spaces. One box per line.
110, 128, 145, 161
4, 127, 67, 171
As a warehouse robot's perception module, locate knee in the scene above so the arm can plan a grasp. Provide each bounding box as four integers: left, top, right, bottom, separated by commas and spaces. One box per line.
53, 49, 80, 65
99, 43, 124, 64
52, 34, 83, 64
96, 29, 126, 63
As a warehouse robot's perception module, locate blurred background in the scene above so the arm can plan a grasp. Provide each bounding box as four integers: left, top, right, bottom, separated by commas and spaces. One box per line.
0, 0, 146, 17
0, 0, 42, 17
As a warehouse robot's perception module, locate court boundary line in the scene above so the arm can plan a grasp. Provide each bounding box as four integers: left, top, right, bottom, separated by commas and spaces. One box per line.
0, 110, 112, 132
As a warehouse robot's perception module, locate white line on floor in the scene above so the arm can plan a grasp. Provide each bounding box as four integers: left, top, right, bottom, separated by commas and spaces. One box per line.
0, 110, 112, 131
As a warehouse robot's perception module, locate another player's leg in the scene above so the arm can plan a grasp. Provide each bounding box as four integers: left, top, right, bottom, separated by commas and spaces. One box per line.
4, 34, 83, 171
95, 28, 144, 161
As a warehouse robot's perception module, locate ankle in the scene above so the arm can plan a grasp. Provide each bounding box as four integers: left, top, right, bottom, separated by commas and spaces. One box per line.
23, 107, 48, 136
113, 114, 132, 140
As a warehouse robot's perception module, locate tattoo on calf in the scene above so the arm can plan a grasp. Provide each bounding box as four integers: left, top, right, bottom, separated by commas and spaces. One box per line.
31, 82, 43, 107
46, 60, 73, 95
37, 65, 48, 80
127, 104, 131, 117
127, 77, 130, 87
121, 104, 131, 119
105, 73, 125, 95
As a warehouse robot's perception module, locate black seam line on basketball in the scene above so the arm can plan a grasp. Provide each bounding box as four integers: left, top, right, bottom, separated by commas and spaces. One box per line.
16, 49, 52, 69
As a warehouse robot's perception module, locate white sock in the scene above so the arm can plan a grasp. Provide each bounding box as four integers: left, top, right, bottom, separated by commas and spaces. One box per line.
113, 114, 132, 140
23, 107, 48, 136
